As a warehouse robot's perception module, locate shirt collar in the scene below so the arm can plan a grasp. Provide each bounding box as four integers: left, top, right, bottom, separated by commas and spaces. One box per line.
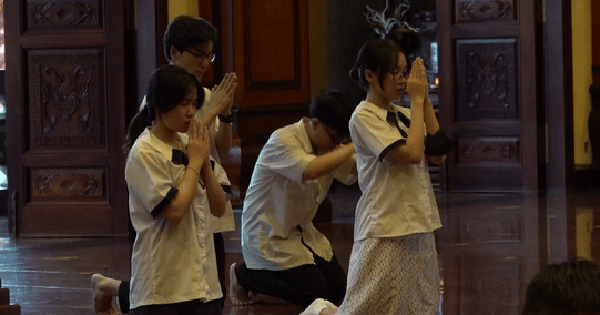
359, 101, 410, 127
296, 118, 315, 155
139, 128, 187, 155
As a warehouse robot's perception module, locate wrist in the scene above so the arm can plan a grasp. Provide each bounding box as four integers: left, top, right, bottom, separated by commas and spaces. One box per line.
187, 165, 201, 177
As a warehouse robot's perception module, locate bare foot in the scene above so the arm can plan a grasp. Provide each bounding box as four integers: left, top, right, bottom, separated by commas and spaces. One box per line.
91, 274, 121, 314
229, 263, 255, 306
300, 299, 338, 315
321, 306, 339, 315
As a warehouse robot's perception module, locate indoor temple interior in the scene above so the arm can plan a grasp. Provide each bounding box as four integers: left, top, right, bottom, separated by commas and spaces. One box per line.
0, 0, 599, 315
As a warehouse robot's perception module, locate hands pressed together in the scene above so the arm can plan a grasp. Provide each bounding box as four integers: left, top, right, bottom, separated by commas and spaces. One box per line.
210, 72, 238, 116
187, 118, 211, 174
406, 58, 429, 107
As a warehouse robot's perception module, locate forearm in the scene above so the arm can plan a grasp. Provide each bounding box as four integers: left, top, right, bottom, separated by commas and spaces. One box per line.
215, 122, 232, 160
304, 144, 354, 181
404, 101, 426, 157
199, 107, 219, 130
162, 165, 204, 224
427, 154, 447, 165
388, 102, 425, 164
202, 162, 227, 217
424, 97, 440, 135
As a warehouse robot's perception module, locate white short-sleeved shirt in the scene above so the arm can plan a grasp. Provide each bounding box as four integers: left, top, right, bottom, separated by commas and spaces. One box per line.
126, 128, 227, 309
349, 101, 441, 241
241, 119, 357, 271
140, 88, 235, 233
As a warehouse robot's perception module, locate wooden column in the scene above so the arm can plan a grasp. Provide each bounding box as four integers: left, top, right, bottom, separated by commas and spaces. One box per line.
590, 0, 600, 165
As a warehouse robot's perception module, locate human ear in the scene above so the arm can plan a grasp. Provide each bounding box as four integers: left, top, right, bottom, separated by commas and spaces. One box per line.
170, 46, 182, 62
365, 69, 378, 85
311, 118, 320, 130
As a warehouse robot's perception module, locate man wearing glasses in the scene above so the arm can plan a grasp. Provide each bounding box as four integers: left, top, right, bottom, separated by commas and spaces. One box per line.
92, 15, 236, 314
229, 89, 357, 308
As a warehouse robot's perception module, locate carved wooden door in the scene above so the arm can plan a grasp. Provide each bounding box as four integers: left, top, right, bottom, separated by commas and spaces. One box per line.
438, 0, 538, 191
5, 0, 128, 236
435, 1, 541, 314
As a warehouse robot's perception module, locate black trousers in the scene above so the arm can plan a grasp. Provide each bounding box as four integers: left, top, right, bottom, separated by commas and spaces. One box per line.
129, 299, 221, 315
118, 233, 226, 313
234, 250, 347, 307
213, 232, 226, 308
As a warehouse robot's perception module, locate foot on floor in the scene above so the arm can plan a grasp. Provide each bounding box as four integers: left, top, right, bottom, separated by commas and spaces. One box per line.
229, 263, 255, 306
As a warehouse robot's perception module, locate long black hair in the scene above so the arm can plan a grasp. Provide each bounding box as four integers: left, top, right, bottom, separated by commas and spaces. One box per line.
349, 38, 406, 90
124, 65, 204, 153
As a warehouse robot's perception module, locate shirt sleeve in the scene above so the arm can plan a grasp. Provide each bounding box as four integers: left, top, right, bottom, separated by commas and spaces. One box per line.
125, 143, 178, 219
353, 109, 407, 162
331, 153, 358, 185
259, 129, 316, 183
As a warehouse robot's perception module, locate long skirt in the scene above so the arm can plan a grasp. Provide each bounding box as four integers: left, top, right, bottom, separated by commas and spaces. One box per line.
336, 232, 439, 315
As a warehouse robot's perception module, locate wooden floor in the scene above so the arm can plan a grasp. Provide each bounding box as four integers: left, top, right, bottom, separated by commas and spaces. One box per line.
1, 185, 599, 315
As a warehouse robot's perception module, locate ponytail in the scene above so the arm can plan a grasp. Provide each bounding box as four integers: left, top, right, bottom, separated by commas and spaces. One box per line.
124, 106, 153, 155
123, 65, 201, 155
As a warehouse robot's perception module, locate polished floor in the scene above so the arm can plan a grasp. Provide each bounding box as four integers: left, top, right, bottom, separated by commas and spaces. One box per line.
0, 185, 599, 315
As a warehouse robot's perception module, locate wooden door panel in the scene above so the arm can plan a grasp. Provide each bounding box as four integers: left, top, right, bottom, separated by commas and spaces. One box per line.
6, 0, 127, 236
27, 48, 106, 151
231, 0, 309, 107
439, 0, 537, 191
222, 0, 310, 198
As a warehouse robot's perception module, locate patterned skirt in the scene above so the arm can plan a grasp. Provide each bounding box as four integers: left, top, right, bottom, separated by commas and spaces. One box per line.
336, 232, 439, 315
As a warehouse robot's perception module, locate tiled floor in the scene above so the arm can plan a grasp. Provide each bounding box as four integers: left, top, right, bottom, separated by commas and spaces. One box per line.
0, 185, 599, 315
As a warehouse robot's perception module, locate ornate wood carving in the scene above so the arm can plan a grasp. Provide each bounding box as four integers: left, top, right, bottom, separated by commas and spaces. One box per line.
30, 168, 105, 201
28, 49, 105, 150
458, 136, 521, 164
457, 137, 520, 164
456, 39, 518, 121
460, 256, 521, 314
455, 0, 517, 23
27, 0, 101, 31
243, 0, 301, 91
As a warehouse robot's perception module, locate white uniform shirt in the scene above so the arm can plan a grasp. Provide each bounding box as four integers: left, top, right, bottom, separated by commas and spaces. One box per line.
241, 118, 357, 271
349, 101, 441, 241
139, 88, 235, 233
126, 128, 226, 309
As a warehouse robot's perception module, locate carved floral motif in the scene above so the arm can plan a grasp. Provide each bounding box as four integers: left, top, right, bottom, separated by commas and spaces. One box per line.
456, 39, 518, 121
29, 50, 104, 149
41, 66, 91, 134
456, 0, 516, 23
459, 138, 520, 163
33, 172, 102, 197
30, 1, 98, 28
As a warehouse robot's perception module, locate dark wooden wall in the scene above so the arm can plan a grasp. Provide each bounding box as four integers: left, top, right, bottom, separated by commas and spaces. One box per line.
5, 0, 128, 236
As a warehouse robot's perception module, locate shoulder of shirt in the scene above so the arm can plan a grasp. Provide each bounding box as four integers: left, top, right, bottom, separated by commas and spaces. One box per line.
354, 101, 386, 120
272, 120, 303, 138
131, 129, 177, 157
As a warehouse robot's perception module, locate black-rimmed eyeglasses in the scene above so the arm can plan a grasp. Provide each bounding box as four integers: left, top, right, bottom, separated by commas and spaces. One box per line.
185, 49, 216, 63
